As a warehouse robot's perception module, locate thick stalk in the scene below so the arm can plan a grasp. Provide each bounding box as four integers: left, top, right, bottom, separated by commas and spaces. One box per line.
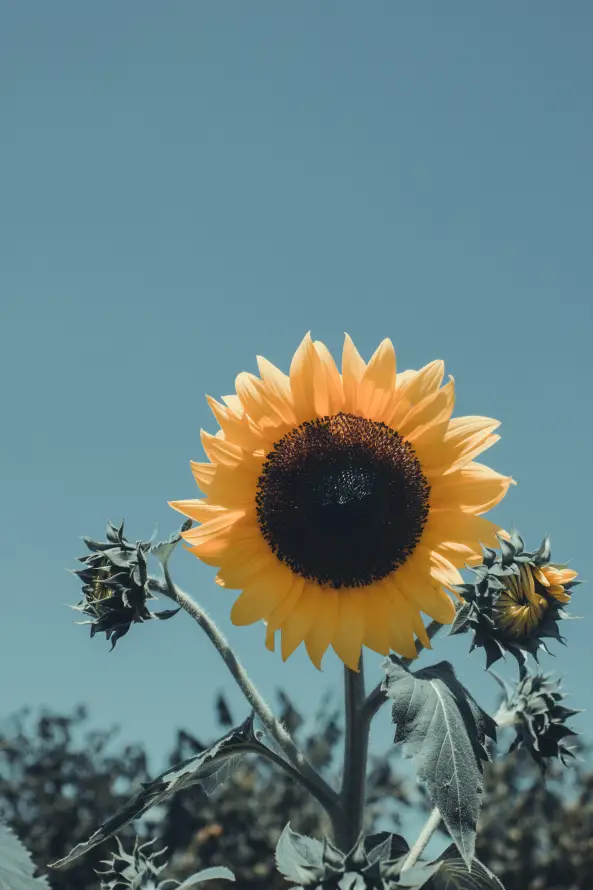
361, 619, 444, 724
336, 658, 369, 852
152, 570, 339, 820
401, 807, 442, 871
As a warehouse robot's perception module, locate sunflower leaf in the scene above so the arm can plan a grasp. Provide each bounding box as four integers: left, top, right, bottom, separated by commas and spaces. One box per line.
0, 822, 51, 889
49, 715, 256, 870
382, 657, 496, 869
421, 844, 506, 889
174, 866, 235, 887
274, 823, 326, 883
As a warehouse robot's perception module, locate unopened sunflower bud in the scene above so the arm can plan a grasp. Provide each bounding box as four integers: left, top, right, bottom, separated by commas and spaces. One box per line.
499, 672, 581, 773
451, 530, 580, 671
71, 520, 180, 649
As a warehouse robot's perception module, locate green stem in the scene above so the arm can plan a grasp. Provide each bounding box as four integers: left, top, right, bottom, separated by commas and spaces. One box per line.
401, 807, 442, 871
361, 620, 444, 724
337, 658, 369, 852
152, 569, 339, 820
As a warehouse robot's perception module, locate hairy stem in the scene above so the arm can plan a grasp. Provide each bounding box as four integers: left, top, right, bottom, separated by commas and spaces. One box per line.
361, 620, 444, 724
401, 807, 442, 871
152, 569, 339, 819
336, 658, 369, 852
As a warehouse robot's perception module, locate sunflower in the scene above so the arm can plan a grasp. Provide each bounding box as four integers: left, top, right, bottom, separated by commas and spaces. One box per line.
170, 334, 512, 670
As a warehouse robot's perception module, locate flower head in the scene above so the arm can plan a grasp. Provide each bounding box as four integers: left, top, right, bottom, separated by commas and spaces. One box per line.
72, 521, 179, 649
171, 334, 512, 670
498, 671, 580, 772
452, 530, 579, 670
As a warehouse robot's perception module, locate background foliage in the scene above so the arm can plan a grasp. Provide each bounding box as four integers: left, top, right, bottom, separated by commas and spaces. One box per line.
1, 697, 591, 890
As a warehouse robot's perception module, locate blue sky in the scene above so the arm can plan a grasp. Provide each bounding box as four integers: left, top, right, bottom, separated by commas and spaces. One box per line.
1, 1, 592, 784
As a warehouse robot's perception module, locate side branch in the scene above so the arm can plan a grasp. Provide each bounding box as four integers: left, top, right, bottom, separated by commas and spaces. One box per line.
151, 571, 339, 819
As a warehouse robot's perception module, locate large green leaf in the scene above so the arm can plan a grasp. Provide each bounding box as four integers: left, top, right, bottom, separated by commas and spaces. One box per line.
382, 657, 496, 868
0, 822, 51, 889
50, 716, 255, 870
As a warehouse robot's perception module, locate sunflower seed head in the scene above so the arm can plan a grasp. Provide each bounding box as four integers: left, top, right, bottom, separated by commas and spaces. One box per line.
501, 671, 581, 773
72, 521, 179, 650
450, 531, 578, 674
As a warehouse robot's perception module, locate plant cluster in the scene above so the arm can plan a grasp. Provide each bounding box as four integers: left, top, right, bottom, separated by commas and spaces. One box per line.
5, 334, 584, 890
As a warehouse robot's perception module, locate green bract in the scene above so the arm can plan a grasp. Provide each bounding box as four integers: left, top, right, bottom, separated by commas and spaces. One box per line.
450, 530, 578, 672
96, 837, 234, 889
498, 672, 580, 773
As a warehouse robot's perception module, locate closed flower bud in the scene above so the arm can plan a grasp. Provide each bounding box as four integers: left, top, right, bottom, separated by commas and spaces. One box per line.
71, 520, 180, 649
451, 530, 580, 671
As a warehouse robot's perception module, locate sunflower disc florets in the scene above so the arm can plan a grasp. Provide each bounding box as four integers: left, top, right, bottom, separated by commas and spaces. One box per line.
450, 529, 579, 671
498, 671, 581, 773
71, 520, 180, 649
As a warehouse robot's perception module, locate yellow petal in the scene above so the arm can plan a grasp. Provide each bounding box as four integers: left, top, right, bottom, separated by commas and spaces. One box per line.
206, 396, 266, 451
331, 589, 365, 671
266, 576, 307, 632
383, 582, 419, 658
181, 510, 250, 543
169, 499, 227, 523
341, 333, 366, 412
235, 372, 295, 435
395, 560, 457, 623
290, 333, 319, 422
216, 552, 272, 589
305, 587, 339, 669
542, 566, 578, 586
190, 460, 258, 507
256, 356, 296, 423
419, 547, 464, 592
362, 584, 392, 656
422, 510, 500, 566
221, 394, 244, 415
424, 416, 501, 475
190, 461, 216, 491
389, 360, 445, 427
356, 339, 397, 421
230, 562, 295, 626
265, 621, 276, 651
406, 603, 432, 650
281, 584, 319, 660
314, 341, 344, 416
397, 378, 456, 440
431, 461, 514, 515
200, 430, 260, 470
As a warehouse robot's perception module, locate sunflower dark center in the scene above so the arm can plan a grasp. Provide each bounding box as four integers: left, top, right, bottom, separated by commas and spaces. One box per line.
255, 412, 430, 589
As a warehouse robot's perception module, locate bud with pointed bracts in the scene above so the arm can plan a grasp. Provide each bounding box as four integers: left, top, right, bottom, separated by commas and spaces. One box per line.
71, 520, 180, 649
96, 837, 170, 890
450, 529, 580, 671
497, 671, 580, 773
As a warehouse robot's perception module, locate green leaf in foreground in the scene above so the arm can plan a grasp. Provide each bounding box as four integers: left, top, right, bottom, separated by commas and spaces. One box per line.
0, 821, 51, 890
382, 657, 496, 869
423, 844, 505, 889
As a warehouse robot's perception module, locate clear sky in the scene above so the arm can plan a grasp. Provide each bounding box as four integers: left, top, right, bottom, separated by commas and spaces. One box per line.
1, 2, 592, 778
